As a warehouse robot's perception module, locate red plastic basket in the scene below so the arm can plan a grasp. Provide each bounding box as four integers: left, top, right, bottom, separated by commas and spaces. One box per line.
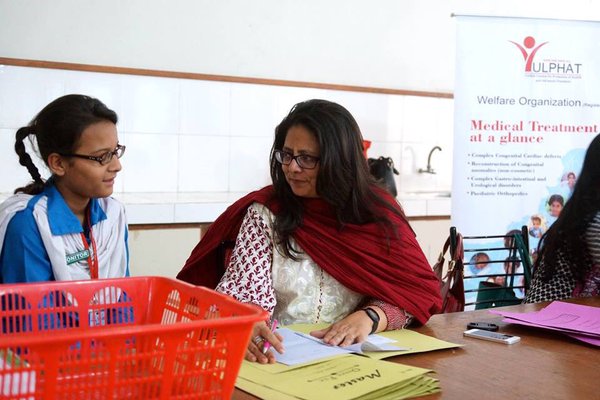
0, 276, 267, 399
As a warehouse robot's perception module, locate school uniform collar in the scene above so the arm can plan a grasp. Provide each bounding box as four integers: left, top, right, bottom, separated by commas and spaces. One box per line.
44, 181, 107, 235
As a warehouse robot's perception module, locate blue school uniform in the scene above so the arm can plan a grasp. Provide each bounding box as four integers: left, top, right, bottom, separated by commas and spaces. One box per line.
0, 182, 129, 283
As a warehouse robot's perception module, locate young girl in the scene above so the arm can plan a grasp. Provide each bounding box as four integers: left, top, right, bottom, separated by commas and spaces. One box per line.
0, 94, 129, 283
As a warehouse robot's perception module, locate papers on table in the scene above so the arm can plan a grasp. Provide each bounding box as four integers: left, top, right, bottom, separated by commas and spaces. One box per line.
235, 325, 462, 399
370, 327, 464, 360
237, 355, 440, 400
287, 323, 462, 361
273, 328, 409, 366
490, 300, 600, 346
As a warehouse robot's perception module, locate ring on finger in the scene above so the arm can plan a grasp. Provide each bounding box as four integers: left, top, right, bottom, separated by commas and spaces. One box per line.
252, 335, 264, 345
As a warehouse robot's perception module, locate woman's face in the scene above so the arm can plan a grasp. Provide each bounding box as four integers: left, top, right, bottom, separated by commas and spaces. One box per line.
567, 174, 576, 189
550, 200, 563, 217
281, 125, 320, 198
56, 121, 122, 208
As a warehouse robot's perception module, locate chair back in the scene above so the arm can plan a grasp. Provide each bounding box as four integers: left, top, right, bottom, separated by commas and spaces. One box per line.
450, 225, 532, 310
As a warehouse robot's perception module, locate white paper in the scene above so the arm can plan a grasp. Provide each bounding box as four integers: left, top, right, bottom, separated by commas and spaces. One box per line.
273, 328, 410, 366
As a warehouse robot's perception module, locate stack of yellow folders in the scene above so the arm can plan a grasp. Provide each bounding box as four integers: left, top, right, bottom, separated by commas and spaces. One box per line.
237, 354, 438, 400
236, 324, 461, 399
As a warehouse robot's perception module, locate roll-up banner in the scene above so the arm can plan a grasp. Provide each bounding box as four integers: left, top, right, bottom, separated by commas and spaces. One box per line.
453, 15, 600, 305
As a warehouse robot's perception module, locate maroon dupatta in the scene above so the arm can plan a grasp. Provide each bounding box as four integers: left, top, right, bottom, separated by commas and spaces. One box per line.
177, 186, 442, 324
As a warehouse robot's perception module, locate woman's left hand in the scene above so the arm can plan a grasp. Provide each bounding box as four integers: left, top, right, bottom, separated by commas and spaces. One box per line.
309, 310, 373, 346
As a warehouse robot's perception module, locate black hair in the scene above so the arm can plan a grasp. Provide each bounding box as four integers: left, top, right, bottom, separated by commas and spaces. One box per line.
269, 99, 405, 259
547, 194, 564, 207
13, 94, 118, 194
503, 256, 520, 274
536, 134, 600, 282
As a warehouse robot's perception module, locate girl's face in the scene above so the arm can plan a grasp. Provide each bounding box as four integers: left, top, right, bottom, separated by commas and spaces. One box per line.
550, 201, 563, 217
475, 254, 490, 269
281, 125, 320, 198
56, 121, 122, 209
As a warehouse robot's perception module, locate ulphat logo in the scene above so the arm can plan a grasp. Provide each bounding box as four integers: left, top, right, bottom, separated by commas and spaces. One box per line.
509, 36, 582, 77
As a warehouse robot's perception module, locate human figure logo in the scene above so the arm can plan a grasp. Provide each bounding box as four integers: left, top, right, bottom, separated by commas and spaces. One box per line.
509, 36, 548, 72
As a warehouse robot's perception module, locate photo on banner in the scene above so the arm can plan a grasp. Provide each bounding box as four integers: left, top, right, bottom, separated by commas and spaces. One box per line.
452, 16, 600, 299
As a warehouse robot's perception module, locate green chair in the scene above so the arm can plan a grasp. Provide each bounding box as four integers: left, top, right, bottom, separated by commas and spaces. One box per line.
450, 226, 532, 310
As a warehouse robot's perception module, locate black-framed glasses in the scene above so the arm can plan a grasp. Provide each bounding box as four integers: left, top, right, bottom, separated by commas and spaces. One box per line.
60, 144, 126, 166
274, 150, 320, 169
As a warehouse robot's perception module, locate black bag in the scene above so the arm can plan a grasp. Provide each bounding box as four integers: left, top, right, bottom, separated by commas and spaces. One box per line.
368, 157, 399, 197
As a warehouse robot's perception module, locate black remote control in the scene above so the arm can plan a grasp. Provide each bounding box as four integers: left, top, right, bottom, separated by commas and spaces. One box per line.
466, 321, 499, 331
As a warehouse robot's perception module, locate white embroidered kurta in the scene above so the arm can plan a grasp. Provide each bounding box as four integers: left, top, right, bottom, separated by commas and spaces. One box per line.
216, 203, 363, 326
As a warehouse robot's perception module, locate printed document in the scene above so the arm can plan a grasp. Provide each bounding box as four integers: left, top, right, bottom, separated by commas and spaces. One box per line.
273, 328, 409, 366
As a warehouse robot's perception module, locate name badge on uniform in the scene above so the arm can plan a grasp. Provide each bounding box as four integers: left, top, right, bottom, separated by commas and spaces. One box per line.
66, 249, 90, 265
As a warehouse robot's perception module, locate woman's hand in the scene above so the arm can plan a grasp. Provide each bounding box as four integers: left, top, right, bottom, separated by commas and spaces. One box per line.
309, 310, 374, 347
245, 320, 284, 364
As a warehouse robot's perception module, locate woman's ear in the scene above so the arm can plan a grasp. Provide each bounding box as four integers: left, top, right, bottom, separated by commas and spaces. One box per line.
47, 153, 67, 176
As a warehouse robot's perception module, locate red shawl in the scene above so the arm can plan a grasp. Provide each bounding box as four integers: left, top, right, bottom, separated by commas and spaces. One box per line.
177, 186, 442, 324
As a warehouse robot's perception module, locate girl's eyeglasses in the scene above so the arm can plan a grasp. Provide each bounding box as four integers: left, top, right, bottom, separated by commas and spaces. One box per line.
60, 144, 126, 166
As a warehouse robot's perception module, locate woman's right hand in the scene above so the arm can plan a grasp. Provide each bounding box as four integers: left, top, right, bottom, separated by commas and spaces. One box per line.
245, 320, 284, 364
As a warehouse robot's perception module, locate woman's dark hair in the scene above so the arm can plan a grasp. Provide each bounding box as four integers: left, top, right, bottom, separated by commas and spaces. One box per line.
535, 134, 600, 282
269, 99, 404, 258
547, 194, 564, 207
14, 94, 118, 194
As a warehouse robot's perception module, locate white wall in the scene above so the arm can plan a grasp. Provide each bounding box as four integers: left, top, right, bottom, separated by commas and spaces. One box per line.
0, 65, 454, 197
126, 218, 451, 278
2, 1, 597, 200
1, 1, 598, 94
128, 227, 203, 278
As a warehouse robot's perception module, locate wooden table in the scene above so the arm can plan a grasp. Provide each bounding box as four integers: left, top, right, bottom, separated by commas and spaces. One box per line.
233, 296, 599, 400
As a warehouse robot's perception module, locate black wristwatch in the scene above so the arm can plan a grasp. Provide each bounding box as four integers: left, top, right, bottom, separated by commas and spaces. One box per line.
362, 307, 380, 335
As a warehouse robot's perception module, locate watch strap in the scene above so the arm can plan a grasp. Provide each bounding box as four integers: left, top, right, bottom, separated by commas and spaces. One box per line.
362, 307, 380, 335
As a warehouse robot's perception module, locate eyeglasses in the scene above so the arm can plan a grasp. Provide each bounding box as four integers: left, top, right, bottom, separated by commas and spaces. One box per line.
60, 144, 126, 166
274, 150, 320, 169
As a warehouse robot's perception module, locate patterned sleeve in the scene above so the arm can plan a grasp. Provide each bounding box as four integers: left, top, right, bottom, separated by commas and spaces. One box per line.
524, 253, 575, 303
585, 212, 600, 265
364, 299, 413, 330
215, 203, 276, 313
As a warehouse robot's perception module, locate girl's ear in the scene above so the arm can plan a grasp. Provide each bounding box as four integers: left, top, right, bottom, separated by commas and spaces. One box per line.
47, 153, 67, 176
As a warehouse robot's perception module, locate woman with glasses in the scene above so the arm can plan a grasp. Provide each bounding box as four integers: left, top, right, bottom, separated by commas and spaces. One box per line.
0, 94, 129, 283
178, 99, 441, 364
